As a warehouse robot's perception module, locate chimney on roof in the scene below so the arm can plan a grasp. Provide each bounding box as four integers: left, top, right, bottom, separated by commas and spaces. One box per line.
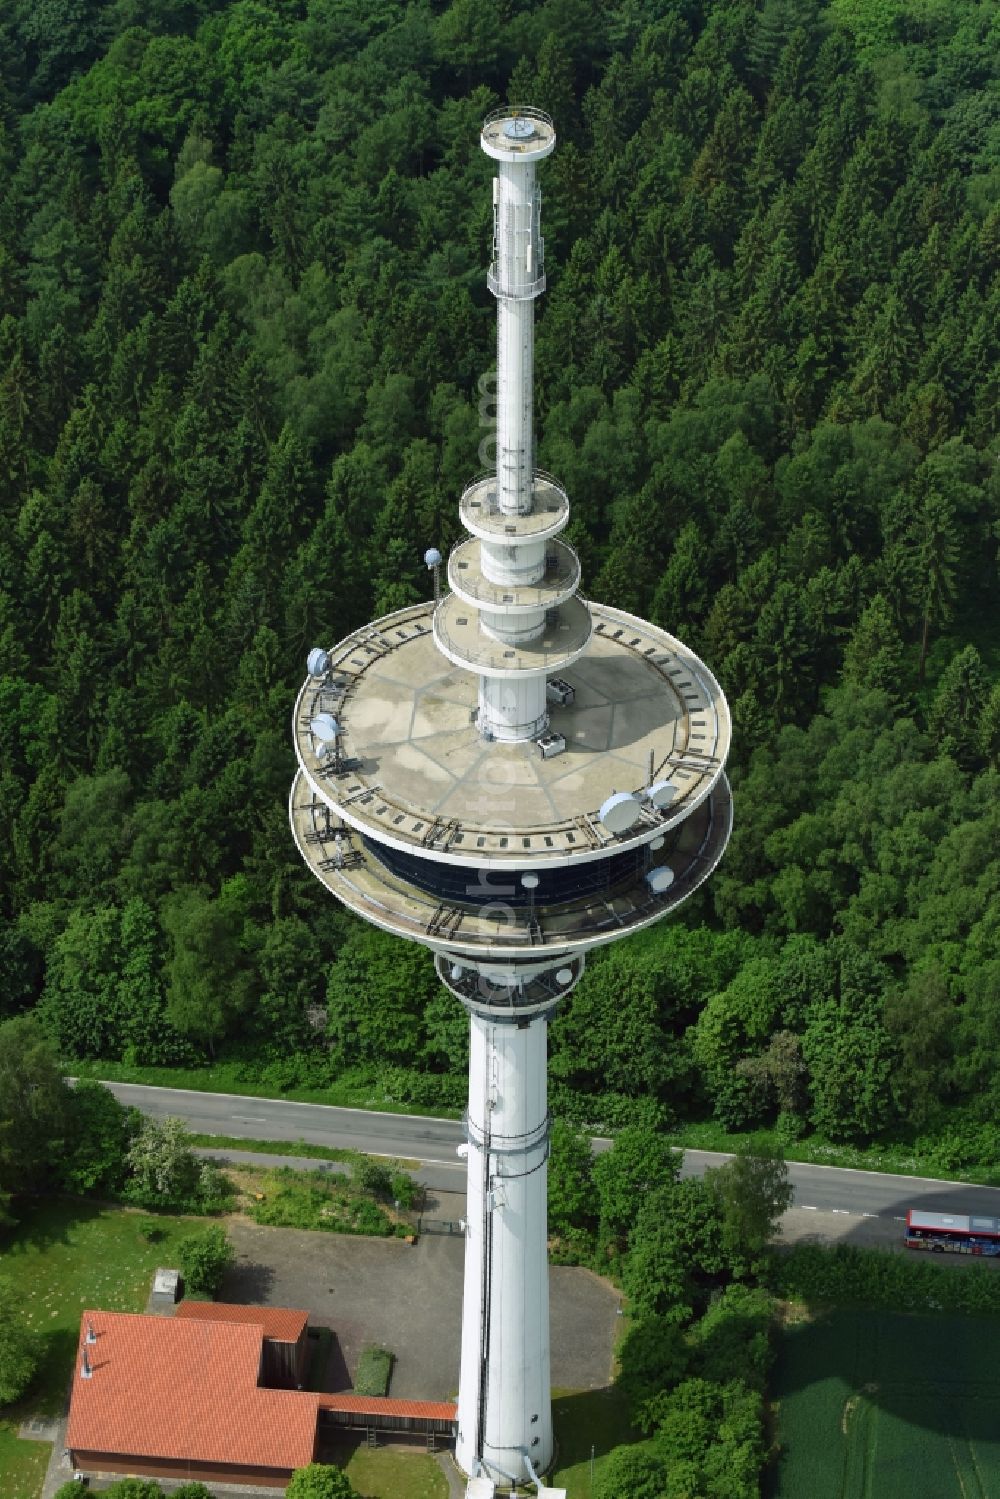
80, 1347, 93, 1380
85, 1320, 96, 1345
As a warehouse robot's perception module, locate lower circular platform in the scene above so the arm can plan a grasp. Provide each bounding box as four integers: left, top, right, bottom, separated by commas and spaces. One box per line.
289, 769, 733, 962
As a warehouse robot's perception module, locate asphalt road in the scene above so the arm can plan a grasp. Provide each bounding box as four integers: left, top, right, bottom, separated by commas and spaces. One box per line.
98, 1080, 1000, 1228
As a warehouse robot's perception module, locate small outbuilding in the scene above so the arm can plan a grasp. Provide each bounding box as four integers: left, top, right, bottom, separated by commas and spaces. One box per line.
150, 1268, 180, 1307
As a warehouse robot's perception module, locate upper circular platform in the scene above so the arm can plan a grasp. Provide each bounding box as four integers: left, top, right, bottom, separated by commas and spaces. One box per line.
433, 592, 593, 677
292, 598, 731, 871
481, 108, 556, 163
459, 472, 569, 544
448, 538, 580, 615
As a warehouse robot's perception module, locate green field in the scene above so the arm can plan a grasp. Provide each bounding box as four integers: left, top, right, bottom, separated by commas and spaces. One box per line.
770, 1307, 1000, 1498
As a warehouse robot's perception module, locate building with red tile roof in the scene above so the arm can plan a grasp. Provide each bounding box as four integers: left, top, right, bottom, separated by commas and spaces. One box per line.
66, 1307, 457, 1489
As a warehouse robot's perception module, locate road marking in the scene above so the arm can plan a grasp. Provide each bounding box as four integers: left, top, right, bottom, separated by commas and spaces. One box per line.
862, 1213, 876, 1218
832, 1209, 850, 1215
894, 1216, 906, 1222
801, 1205, 818, 1211
231, 1115, 268, 1124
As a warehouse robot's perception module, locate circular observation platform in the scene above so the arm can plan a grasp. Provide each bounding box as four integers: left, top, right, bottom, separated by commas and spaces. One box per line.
459, 473, 569, 544
447, 538, 581, 615
433, 593, 593, 677
289, 768, 732, 962
291, 599, 730, 871
481, 108, 556, 164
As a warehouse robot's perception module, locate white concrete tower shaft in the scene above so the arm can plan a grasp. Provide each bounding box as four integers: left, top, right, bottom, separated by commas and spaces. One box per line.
456, 1006, 553, 1482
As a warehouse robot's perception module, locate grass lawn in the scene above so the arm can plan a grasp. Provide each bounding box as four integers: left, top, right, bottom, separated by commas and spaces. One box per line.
0, 1430, 50, 1499
326, 1442, 448, 1498
768, 1305, 1000, 1498
551, 1385, 634, 1499
0, 1198, 205, 1498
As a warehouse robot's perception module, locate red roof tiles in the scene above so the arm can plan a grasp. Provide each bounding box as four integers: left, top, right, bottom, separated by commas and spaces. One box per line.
318, 1393, 457, 1421
175, 1301, 308, 1343
67, 1312, 317, 1472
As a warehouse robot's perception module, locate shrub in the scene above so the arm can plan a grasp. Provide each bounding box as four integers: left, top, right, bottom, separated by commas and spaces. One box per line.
389, 1170, 419, 1209
124, 1116, 202, 1208
178, 1224, 234, 1296
286, 1461, 360, 1498
596, 1442, 670, 1499
354, 1344, 392, 1396
351, 1156, 392, 1199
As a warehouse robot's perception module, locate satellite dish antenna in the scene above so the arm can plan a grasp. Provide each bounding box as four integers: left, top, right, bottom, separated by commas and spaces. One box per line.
646, 780, 678, 809
645, 866, 675, 894
307, 647, 330, 677
650, 836, 666, 851
310, 713, 339, 743
599, 791, 642, 835
556, 968, 573, 986
520, 873, 540, 889
450, 964, 464, 981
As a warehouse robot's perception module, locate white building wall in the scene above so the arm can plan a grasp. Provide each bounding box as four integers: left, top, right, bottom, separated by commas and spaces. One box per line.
456, 1008, 553, 1483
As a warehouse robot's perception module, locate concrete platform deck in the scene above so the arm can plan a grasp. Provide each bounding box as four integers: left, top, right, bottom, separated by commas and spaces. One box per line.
293, 600, 730, 869
290, 769, 732, 958
433, 592, 593, 676
447, 537, 579, 613
459, 474, 569, 543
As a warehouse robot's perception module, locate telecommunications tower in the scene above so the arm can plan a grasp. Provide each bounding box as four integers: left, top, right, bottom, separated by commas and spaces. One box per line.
290, 108, 732, 1496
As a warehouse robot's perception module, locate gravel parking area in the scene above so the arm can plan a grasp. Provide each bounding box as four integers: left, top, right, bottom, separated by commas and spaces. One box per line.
221, 1219, 619, 1399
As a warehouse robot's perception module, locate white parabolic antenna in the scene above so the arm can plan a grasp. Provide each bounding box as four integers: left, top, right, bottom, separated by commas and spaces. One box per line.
646, 865, 675, 894
424, 547, 442, 567
307, 647, 330, 676
556, 968, 573, 986
310, 713, 339, 743
599, 791, 642, 834
647, 780, 678, 808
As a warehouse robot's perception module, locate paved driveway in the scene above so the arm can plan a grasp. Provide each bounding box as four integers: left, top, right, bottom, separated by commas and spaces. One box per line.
221, 1219, 619, 1399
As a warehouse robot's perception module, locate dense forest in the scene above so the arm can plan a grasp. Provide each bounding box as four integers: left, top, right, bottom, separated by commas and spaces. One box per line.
0, 0, 998, 1158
